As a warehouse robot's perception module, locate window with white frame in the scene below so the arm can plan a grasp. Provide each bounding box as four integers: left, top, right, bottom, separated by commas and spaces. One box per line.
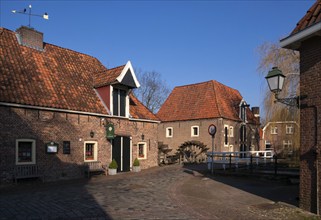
271, 126, 278, 134
283, 140, 293, 150
286, 125, 294, 134
16, 139, 36, 165
138, 142, 147, 159
265, 141, 271, 149
224, 125, 229, 146
84, 141, 98, 162
166, 127, 173, 138
112, 88, 127, 117
191, 126, 199, 137
229, 126, 234, 137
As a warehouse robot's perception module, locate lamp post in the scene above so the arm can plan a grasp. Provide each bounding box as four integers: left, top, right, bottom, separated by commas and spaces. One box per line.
265, 67, 303, 107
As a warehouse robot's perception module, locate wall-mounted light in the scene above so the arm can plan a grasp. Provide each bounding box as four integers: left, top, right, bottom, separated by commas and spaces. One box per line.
90, 130, 95, 138
265, 67, 305, 107
141, 133, 145, 141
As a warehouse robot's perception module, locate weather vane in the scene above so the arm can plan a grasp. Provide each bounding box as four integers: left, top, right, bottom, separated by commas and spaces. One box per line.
12, 5, 49, 28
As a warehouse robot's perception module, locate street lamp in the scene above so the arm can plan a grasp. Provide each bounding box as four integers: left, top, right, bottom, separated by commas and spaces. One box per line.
265, 67, 303, 107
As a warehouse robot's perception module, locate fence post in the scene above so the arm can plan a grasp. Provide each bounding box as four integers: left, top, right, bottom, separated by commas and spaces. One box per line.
229, 154, 232, 170
274, 154, 278, 176
250, 154, 253, 172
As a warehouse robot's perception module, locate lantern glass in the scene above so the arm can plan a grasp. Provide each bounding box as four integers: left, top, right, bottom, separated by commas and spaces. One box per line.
265, 67, 285, 94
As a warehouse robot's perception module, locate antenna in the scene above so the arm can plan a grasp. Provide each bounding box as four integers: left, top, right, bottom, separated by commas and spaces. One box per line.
12, 5, 49, 28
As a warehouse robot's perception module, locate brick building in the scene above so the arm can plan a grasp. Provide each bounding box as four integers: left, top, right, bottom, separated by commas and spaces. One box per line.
157, 80, 260, 159
262, 121, 299, 157
0, 26, 159, 182
280, 0, 321, 214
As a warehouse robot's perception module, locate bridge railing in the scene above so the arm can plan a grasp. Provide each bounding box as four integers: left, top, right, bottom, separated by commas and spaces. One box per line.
206, 150, 276, 171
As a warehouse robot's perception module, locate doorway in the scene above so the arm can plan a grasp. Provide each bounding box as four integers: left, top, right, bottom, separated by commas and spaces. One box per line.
112, 136, 131, 172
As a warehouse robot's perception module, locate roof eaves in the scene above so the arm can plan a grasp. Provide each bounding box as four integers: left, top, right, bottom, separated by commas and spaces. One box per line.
280, 21, 321, 50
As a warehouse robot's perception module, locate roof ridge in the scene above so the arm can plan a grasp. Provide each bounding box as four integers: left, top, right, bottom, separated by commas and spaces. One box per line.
174, 80, 213, 89
3, 27, 104, 66
107, 64, 126, 71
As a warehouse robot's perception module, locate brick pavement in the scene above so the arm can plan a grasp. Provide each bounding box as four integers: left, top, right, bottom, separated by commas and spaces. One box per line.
0, 164, 319, 220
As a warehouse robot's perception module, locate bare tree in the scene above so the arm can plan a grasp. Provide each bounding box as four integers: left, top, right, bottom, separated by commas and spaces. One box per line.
257, 41, 300, 122
134, 70, 170, 114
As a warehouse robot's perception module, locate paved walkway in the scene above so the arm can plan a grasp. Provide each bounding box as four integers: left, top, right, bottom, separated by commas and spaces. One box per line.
0, 164, 319, 219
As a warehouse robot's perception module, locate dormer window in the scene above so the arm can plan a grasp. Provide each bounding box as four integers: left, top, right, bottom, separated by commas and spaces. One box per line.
94, 61, 140, 118
112, 87, 128, 117
239, 100, 249, 122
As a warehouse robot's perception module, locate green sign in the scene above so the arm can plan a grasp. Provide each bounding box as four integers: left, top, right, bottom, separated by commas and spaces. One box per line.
106, 123, 115, 139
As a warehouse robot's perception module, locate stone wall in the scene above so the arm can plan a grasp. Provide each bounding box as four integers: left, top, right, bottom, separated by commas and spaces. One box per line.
0, 106, 158, 182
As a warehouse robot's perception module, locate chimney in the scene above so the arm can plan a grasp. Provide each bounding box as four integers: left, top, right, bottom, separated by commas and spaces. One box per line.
16, 26, 44, 51
251, 107, 260, 118
251, 107, 260, 125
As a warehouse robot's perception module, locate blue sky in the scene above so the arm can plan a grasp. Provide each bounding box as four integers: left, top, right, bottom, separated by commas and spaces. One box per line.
0, 0, 314, 111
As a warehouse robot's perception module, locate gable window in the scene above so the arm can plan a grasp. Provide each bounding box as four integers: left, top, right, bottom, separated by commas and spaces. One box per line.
239, 101, 248, 122
224, 125, 229, 146
138, 142, 147, 159
286, 125, 294, 134
191, 126, 199, 137
271, 126, 278, 134
166, 127, 173, 138
84, 141, 98, 162
16, 139, 36, 165
113, 88, 127, 117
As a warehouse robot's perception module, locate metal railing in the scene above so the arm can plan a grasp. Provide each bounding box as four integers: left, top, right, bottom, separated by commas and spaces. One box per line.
206, 150, 282, 175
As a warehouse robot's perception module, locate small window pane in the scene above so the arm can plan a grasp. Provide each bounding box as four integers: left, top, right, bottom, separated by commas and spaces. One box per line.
113, 89, 119, 116
85, 143, 95, 160
120, 90, 126, 117
138, 144, 145, 158
18, 142, 32, 162
193, 127, 198, 136
166, 128, 173, 137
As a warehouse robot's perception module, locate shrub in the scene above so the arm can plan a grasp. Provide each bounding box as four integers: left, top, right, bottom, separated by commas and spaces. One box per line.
109, 159, 118, 169
133, 158, 140, 166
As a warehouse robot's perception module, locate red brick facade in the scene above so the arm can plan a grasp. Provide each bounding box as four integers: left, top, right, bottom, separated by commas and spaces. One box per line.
0, 106, 158, 182
298, 36, 321, 213
279, 0, 321, 213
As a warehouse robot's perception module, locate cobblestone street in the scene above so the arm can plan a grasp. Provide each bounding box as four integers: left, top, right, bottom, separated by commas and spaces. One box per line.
0, 165, 319, 219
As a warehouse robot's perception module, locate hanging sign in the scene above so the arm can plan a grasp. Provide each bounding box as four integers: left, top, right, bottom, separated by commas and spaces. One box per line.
106, 123, 115, 140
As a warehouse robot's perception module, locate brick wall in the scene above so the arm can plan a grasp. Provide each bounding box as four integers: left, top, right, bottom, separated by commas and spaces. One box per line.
0, 106, 158, 182
262, 122, 299, 156
158, 118, 259, 155
299, 36, 321, 213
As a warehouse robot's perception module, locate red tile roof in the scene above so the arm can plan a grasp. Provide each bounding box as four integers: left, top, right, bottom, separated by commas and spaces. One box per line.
0, 27, 157, 121
157, 80, 258, 123
93, 65, 125, 88
129, 93, 159, 121
291, 0, 321, 35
